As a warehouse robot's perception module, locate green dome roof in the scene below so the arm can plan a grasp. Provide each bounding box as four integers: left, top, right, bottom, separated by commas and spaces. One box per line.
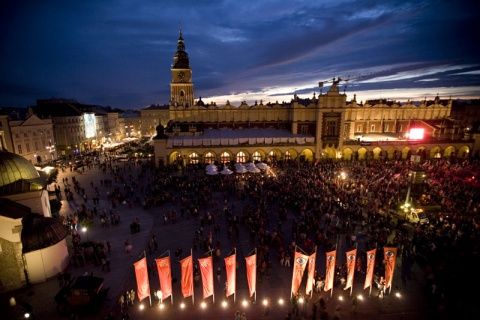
0, 150, 41, 189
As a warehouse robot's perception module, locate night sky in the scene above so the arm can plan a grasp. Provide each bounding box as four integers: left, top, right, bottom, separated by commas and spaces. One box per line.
1, 0, 479, 110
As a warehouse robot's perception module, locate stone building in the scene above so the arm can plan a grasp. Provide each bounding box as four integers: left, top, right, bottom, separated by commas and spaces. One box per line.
154, 29, 476, 166
0, 150, 68, 292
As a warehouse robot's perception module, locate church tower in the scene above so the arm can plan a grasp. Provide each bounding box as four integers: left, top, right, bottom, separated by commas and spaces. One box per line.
170, 27, 194, 108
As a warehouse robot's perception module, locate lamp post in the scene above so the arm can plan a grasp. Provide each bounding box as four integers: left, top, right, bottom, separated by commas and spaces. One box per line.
82, 226, 89, 242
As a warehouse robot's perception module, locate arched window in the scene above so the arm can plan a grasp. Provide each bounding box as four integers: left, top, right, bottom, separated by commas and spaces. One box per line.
236, 151, 246, 163
252, 151, 261, 162
285, 150, 292, 161
188, 152, 199, 164
268, 151, 277, 161
204, 152, 216, 164
220, 152, 231, 164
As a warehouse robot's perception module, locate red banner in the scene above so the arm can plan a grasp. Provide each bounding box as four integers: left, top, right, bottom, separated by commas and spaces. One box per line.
224, 253, 236, 297
155, 256, 172, 300
305, 251, 316, 295
180, 255, 193, 298
291, 250, 309, 295
384, 247, 398, 290
324, 249, 336, 292
364, 249, 376, 290
133, 257, 150, 301
198, 256, 214, 299
245, 254, 256, 297
345, 249, 357, 290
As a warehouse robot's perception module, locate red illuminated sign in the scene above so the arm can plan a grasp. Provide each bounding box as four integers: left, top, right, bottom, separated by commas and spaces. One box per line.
409, 128, 424, 140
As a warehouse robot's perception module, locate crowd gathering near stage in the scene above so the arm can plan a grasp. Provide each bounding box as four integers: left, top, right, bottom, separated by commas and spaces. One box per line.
56, 153, 480, 319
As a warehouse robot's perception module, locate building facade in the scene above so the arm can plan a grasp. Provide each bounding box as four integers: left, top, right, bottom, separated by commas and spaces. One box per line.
154, 29, 476, 166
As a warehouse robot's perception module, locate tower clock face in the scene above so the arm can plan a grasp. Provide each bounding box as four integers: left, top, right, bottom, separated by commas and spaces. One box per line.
178, 71, 185, 79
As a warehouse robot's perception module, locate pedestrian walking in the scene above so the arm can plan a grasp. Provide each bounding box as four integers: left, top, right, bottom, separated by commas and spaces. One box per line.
378, 277, 386, 298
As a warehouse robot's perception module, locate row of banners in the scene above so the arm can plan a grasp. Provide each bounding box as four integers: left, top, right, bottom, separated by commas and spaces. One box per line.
133, 247, 398, 302
134, 251, 254, 302
291, 247, 398, 297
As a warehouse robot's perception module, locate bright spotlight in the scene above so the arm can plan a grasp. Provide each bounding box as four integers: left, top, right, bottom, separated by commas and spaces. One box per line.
222, 301, 228, 308
278, 298, 284, 305
82, 227, 87, 232
201, 301, 207, 309
242, 300, 248, 307
263, 299, 269, 306
159, 303, 164, 309
180, 302, 185, 309
395, 292, 402, 298
24, 313, 30, 319
338, 296, 344, 301
139, 304, 145, 311
357, 295, 364, 301
298, 297, 304, 304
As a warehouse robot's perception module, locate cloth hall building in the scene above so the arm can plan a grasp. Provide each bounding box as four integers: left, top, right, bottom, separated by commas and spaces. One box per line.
153, 30, 477, 167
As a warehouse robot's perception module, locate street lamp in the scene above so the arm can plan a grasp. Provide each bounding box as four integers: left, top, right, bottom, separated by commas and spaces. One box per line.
82, 226, 89, 241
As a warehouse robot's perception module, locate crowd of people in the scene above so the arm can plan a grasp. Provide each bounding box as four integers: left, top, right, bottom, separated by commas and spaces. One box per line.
57, 153, 479, 318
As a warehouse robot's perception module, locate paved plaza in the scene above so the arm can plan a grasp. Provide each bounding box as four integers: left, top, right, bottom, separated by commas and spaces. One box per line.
2, 160, 440, 320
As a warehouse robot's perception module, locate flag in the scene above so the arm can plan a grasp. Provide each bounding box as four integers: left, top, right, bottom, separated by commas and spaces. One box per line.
133, 257, 150, 301
198, 256, 214, 299
291, 250, 309, 295
384, 247, 398, 290
305, 251, 316, 295
245, 254, 256, 297
224, 253, 236, 297
155, 256, 172, 300
345, 249, 357, 290
180, 255, 193, 298
324, 249, 337, 292
364, 249, 376, 290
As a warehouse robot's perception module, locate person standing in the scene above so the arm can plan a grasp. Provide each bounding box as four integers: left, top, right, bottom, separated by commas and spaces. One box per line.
378, 277, 386, 298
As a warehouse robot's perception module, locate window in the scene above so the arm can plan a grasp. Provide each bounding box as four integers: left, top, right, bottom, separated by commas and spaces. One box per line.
24, 133, 28, 137
356, 125, 362, 132
300, 125, 308, 134
15, 134, 20, 139
188, 152, 199, 164
35, 142, 39, 150
268, 151, 277, 161
26, 143, 30, 153
18, 145, 22, 154
325, 121, 336, 136
236, 151, 246, 163
370, 125, 375, 132
252, 151, 261, 162
220, 152, 230, 164
204, 152, 216, 164
285, 150, 292, 160
384, 125, 389, 132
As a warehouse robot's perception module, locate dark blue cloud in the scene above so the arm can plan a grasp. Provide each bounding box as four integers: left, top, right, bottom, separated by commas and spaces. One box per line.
1, 0, 479, 109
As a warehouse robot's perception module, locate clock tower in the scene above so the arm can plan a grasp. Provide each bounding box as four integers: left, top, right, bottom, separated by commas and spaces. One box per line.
170, 27, 194, 108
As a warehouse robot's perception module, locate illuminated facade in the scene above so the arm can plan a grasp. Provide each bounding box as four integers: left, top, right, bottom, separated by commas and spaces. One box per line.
154, 30, 476, 166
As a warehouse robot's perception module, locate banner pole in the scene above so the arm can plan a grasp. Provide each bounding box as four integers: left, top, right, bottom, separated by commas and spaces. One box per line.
311, 246, 317, 299
234, 248, 237, 304
290, 245, 296, 299
191, 249, 194, 305
144, 250, 152, 307
254, 247, 257, 304
170, 251, 173, 306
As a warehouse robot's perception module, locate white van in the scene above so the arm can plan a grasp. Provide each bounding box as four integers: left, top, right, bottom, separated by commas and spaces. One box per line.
406, 209, 429, 225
